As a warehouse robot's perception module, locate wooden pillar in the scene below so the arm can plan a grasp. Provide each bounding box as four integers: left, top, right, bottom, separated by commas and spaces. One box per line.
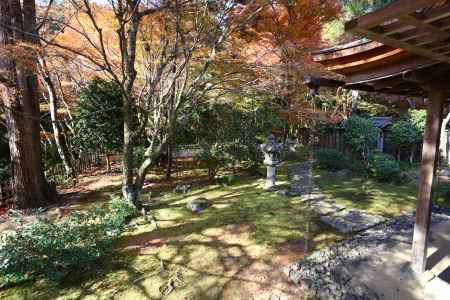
412, 88, 446, 273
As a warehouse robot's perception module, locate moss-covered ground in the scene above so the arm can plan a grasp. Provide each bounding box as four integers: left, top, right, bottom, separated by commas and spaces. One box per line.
1, 162, 341, 300
4, 156, 450, 299
314, 166, 450, 218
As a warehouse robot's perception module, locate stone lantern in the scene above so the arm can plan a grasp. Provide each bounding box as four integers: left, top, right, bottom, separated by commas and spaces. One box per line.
260, 134, 284, 190
285, 137, 297, 152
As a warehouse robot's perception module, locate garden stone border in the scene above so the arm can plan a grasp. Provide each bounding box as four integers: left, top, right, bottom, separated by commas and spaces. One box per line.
285, 212, 450, 300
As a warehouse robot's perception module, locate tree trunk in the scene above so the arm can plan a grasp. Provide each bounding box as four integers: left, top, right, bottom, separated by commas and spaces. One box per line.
165, 143, 173, 180
0, 0, 54, 208
121, 13, 140, 203
106, 152, 111, 173
38, 56, 74, 177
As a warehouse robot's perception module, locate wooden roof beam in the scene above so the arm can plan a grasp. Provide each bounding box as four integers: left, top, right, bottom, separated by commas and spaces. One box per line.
428, 40, 450, 51
415, 3, 450, 23
346, 0, 444, 31
398, 14, 450, 40
372, 14, 450, 37
402, 64, 450, 88
347, 26, 450, 64
345, 55, 438, 85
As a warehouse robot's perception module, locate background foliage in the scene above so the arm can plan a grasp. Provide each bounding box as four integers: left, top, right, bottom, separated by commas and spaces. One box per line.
73, 78, 123, 156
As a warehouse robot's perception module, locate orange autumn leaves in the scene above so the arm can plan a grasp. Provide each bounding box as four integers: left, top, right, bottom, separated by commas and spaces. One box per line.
48, 0, 342, 125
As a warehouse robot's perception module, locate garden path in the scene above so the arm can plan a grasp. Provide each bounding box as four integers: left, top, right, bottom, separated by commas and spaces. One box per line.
286, 162, 387, 234
287, 212, 450, 300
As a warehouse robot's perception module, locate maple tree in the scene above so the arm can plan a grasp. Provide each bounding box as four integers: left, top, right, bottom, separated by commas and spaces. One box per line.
0, 0, 341, 207
36, 1, 264, 206
232, 0, 342, 137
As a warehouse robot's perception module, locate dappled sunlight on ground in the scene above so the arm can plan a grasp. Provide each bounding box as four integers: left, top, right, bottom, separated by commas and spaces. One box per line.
0, 165, 342, 300
314, 169, 418, 217
108, 178, 342, 299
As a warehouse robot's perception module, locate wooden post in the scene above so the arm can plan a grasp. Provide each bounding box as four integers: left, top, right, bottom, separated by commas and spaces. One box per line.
412, 88, 446, 273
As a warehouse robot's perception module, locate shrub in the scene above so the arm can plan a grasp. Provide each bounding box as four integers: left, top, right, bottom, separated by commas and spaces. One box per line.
369, 152, 400, 182
196, 143, 229, 181
315, 148, 347, 170
349, 160, 368, 176
0, 198, 136, 285
344, 116, 379, 161
216, 174, 240, 186
282, 144, 310, 162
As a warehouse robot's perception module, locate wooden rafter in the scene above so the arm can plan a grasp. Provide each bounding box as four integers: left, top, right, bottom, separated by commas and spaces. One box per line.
346, 0, 444, 31
346, 0, 450, 64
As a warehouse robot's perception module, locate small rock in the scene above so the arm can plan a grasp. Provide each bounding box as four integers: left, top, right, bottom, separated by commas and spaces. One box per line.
186, 198, 209, 213
275, 189, 289, 196
174, 184, 191, 194
336, 169, 352, 177
287, 190, 301, 197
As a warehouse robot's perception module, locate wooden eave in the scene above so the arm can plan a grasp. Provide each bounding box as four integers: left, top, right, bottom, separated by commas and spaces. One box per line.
310, 0, 450, 97
345, 0, 450, 65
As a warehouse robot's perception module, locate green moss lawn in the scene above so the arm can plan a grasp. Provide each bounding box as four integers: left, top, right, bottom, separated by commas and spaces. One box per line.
314, 166, 450, 217
1, 162, 341, 300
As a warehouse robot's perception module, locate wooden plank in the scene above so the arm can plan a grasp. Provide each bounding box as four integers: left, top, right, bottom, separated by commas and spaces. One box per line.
429, 41, 450, 51
326, 49, 404, 71
349, 26, 450, 63
345, 0, 443, 31
371, 11, 450, 37
373, 22, 414, 36
395, 28, 432, 42
399, 14, 450, 41
412, 88, 446, 273
345, 55, 437, 85
313, 41, 385, 61
417, 3, 450, 23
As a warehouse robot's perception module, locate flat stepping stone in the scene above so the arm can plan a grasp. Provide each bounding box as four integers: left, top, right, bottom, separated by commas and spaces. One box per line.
310, 200, 346, 215
320, 209, 387, 233
301, 193, 327, 202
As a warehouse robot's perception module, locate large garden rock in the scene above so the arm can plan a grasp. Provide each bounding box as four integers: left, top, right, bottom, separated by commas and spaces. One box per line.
186, 198, 209, 213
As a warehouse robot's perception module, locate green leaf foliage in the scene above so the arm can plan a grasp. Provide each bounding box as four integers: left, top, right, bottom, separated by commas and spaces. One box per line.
344, 116, 379, 160
323, 0, 395, 43
73, 78, 123, 154
408, 109, 426, 135
368, 151, 400, 182
0, 198, 136, 285
192, 100, 282, 172
341, 0, 395, 18
315, 148, 347, 171
386, 119, 419, 149
385, 109, 425, 151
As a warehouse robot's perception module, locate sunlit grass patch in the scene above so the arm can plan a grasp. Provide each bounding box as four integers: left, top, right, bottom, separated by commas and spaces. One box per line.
314, 168, 417, 217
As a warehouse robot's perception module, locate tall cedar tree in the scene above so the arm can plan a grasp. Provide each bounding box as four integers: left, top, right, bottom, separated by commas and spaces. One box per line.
0, 0, 54, 208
